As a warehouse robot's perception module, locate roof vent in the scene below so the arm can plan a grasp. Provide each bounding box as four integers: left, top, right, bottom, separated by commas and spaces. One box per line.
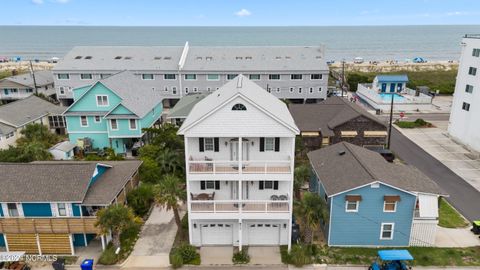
124, 56, 132, 60
164, 56, 171, 60
114, 56, 122, 60
154, 56, 162, 60
338, 150, 346, 156
74, 56, 82, 59
85, 56, 92, 60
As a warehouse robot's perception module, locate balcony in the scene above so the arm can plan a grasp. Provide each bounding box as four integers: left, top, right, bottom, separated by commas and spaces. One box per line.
0, 217, 100, 234
188, 159, 292, 175
190, 200, 290, 214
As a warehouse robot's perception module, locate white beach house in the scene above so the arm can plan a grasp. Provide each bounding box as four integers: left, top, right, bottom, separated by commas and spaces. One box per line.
178, 75, 299, 250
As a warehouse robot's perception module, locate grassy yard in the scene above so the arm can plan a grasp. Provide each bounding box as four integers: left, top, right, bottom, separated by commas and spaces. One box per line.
395, 119, 433, 129
346, 69, 457, 94
438, 198, 470, 228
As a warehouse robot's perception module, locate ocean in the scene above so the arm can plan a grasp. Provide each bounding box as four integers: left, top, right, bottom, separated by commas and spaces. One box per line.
0, 25, 479, 61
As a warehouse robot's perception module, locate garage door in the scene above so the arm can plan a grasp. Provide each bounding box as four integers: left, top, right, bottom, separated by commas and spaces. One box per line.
201, 223, 233, 245
6, 234, 39, 254
38, 234, 72, 255
248, 223, 280, 245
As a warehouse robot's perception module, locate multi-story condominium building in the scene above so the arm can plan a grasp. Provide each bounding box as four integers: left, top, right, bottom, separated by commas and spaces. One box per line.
63, 71, 163, 155
0, 95, 66, 150
178, 75, 299, 250
448, 34, 480, 153
0, 161, 142, 254
52, 43, 329, 106
0, 70, 55, 103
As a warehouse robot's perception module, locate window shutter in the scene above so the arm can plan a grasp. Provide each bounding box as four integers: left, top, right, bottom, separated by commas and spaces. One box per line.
274, 181, 279, 190
200, 181, 206, 190
259, 138, 265, 152
275, 137, 280, 152
259, 181, 264, 190
199, 138, 204, 152
215, 181, 220, 190
214, 138, 219, 152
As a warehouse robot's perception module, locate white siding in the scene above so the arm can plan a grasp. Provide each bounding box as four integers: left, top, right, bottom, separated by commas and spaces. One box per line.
418, 194, 439, 218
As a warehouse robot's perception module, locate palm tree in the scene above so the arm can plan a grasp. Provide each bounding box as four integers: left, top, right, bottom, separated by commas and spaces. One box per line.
95, 204, 138, 248
294, 192, 329, 244
154, 174, 186, 237
21, 141, 53, 161
294, 164, 310, 199
155, 148, 184, 177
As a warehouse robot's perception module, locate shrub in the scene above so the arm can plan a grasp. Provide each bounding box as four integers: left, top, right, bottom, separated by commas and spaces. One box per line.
120, 222, 141, 253
98, 244, 119, 265
289, 244, 313, 267
170, 251, 183, 269
232, 248, 250, 264
127, 184, 154, 217
177, 244, 198, 264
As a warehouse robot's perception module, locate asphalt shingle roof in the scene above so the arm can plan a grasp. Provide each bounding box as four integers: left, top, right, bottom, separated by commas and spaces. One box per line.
289, 97, 386, 137
49, 141, 76, 152
307, 142, 446, 196
167, 93, 208, 119
1, 70, 53, 87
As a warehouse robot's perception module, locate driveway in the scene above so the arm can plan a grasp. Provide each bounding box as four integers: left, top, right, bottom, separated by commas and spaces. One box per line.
122, 205, 180, 268
435, 226, 480, 247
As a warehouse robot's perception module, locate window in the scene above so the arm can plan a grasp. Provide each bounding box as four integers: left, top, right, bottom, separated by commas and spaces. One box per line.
80, 74, 92, 80
265, 137, 275, 151
96, 95, 109, 106
276, 87, 281, 93
111, 119, 118, 130
80, 116, 88, 127
26, 88, 33, 93
473, 48, 480, 57
380, 223, 394, 240
466, 84, 474, 93
311, 74, 322, 80
164, 74, 176, 80
57, 203, 67, 216
200, 180, 220, 190
384, 201, 397, 212
94, 116, 101, 123
269, 74, 280, 80
249, 74, 261, 80
227, 74, 238, 80
193, 87, 198, 92
6, 132, 14, 139
7, 203, 19, 217
142, 74, 154, 80
259, 181, 279, 190
164, 86, 169, 92
172, 87, 177, 94
129, 119, 137, 130
345, 200, 359, 212
206, 181, 215, 189
264, 181, 273, 189
207, 74, 220, 81
318, 87, 322, 92
185, 87, 189, 93
462, 102, 471, 111
290, 87, 294, 93
309, 87, 314, 93
298, 87, 302, 93
57, 73, 69, 80
100, 74, 111, 79
291, 74, 303, 80
468, 67, 477, 76
184, 74, 197, 80
232, 103, 247, 111
204, 138, 214, 151
59, 87, 65, 95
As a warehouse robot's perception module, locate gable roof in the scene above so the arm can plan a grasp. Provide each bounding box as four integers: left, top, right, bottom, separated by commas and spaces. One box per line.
289, 97, 386, 137
49, 141, 76, 152
308, 142, 446, 196
65, 71, 163, 118
0, 70, 53, 88
0, 95, 66, 128
178, 75, 299, 134
167, 93, 208, 119
376, 74, 409, 82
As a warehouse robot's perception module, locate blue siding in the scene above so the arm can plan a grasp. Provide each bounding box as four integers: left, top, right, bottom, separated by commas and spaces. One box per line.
310, 171, 331, 241
86, 234, 96, 243
0, 204, 3, 217
73, 234, 86, 247
72, 204, 81, 217
22, 203, 52, 217
0, 234, 5, 247
329, 183, 416, 247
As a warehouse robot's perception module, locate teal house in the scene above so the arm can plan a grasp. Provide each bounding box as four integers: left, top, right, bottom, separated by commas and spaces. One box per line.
0, 161, 141, 254
308, 142, 446, 247
64, 71, 163, 155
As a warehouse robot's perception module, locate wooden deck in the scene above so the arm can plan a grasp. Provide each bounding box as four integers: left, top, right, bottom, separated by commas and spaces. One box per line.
0, 217, 100, 234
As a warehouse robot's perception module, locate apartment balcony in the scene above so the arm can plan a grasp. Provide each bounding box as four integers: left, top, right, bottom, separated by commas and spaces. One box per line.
188, 159, 292, 176
0, 217, 100, 234
190, 199, 290, 220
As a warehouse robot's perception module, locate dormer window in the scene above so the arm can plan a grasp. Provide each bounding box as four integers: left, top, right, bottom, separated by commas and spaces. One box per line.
232, 103, 247, 111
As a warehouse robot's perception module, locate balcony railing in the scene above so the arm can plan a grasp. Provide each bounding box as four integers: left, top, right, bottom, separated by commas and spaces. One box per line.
188, 160, 292, 174
190, 200, 290, 213
0, 217, 100, 234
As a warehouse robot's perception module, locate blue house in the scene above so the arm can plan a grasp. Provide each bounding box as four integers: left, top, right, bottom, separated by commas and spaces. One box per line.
64, 71, 163, 155
308, 142, 446, 247
0, 161, 141, 254
373, 74, 409, 93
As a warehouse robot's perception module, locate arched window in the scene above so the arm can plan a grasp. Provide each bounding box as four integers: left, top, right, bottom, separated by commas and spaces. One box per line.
232, 103, 247, 111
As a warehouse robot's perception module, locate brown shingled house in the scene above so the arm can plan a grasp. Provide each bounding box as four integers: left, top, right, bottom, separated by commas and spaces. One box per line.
289, 97, 387, 149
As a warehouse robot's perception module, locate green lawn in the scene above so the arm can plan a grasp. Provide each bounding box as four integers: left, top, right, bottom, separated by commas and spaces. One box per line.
438, 198, 469, 228
395, 119, 433, 129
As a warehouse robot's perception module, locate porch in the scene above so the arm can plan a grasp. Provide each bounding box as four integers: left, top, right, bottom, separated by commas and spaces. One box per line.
190, 199, 290, 213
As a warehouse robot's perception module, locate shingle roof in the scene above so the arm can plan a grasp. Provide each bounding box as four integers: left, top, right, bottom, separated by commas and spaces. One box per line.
167, 93, 208, 119
0, 122, 15, 136
308, 142, 446, 196
0, 95, 66, 127
178, 75, 299, 134
49, 141, 76, 152
376, 74, 409, 82
289, 97, 386, 137
1, 70, 53, 87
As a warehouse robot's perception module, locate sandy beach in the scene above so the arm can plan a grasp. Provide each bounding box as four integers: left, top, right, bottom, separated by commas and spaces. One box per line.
0, 61, 54, 72
329, 60, 459, 73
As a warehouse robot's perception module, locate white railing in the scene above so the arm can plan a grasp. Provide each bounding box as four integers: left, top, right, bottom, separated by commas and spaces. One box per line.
190, 200, 290, 213
188, 159, 292, 174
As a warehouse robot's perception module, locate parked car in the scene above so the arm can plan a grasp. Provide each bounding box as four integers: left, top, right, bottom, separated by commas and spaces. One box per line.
369, 250, 413, 270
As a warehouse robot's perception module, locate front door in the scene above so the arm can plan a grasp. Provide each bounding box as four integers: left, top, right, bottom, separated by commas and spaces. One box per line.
389, 83, 396, 93
381, 83, 387, 92
230, 140, 249, 161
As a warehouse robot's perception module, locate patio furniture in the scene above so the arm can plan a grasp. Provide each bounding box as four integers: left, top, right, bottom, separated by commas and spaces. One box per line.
209, 192, 215, 200
279, 195, 288, 201
270, 195, 279, 207
196, 193, 211, 200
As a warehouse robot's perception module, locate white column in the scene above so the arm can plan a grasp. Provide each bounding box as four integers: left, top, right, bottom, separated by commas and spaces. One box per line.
238, 219, 242, 251
100, 235, 106, 250
288, 137, 295, 251
185, 137, 193, 245
83, 233, 88, 247
36, 234, 42, 255
238, 136, 242, 174
69, 235, 75, 255
3, 234, 9, 252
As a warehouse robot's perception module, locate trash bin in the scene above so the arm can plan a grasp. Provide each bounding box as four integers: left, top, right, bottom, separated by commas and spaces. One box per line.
80, 259, 94, 270
472, 220, 480, 235
52, 258, 65, 270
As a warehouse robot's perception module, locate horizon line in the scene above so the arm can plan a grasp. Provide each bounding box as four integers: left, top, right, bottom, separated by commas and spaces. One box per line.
1, 24, 480, 27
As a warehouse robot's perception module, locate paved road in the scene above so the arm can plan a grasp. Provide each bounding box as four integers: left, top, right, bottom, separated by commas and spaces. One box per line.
390, 128, 480, 221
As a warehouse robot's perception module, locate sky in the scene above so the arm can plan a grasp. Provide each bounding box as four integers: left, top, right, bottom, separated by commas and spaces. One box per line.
1, 0, 480, 26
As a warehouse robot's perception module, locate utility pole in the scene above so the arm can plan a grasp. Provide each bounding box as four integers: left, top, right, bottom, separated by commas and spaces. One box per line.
29, 60, 39, 95
341, 59, 346, 98
386, 93, 394, 149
